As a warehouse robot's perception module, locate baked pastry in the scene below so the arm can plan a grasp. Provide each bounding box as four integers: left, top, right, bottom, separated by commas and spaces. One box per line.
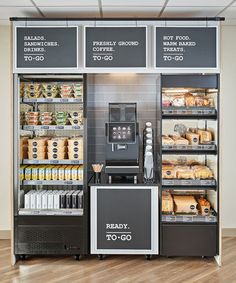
173, 195, 198, 214
193, 165, 214, 179
195, 96, 211, 106
198, 197, 211, 216
162, 192, 174, 213
186, 132, 200, 145
175, 166, 195, 179
162, 135, 175, 146
162, 165, 176, 179
185, 93, 195, 107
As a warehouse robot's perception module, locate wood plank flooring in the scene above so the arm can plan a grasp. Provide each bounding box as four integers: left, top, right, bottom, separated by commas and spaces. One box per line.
0, 238, 236, 283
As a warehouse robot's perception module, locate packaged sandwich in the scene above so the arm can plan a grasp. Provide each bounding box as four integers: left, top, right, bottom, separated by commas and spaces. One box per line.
162, 135, 175, 146
193, 165, 214, 179
173, 195, 198, 214
162, 165, 176, 179
197, 129, 212, 144
175, 166, 195, 179
72, 83, 83, 98
68, 137, 83, 147
68, 117, 83, 126
170, 135, 189, 146
41, 83, 58, 98
186, 132, 200, 145
162, 192, 174, 213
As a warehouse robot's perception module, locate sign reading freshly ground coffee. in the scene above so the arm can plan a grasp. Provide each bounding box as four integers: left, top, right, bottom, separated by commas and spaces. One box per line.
156, 27, 217, 68
85, 27, 146, 68
16, 27, 77, 68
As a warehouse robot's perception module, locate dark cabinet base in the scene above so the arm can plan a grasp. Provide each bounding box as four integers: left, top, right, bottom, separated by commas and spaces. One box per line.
14, 216, 88, 255
161, 223, 218, 257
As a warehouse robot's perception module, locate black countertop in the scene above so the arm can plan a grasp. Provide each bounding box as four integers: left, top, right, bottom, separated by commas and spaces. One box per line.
89, 173, 159, 187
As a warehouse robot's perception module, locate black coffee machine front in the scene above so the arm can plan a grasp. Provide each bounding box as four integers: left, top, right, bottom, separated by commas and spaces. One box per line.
105, 103, 140, 183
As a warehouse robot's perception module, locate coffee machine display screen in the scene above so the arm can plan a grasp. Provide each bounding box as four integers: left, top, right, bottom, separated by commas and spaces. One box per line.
108, 122, 136, 144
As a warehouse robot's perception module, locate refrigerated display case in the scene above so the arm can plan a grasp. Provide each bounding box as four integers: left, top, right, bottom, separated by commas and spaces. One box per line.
13, 74, 88, 260
159, 74, 220, 260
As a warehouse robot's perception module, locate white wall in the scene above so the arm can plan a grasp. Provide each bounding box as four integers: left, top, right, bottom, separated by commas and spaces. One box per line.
0, 24, 235, 232
0, 25, 12, 232
221, 25, 236, 228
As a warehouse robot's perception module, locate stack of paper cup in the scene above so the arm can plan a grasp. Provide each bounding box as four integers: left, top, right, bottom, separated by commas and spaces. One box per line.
144, 122, 154, 181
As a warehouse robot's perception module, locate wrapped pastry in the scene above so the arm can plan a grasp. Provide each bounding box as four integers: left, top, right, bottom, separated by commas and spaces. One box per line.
162, 135, 175, 146
185, 93, 195, 107
173, 195, 198, 214
162, 192, 174, 213
162, 96, 172, 107
162, 165, 176, 179
186, 132, 200, 145
186, 159, 201, 166
193, 165, 214, 179
195, 96, 211, 107
172, 95, 185, 107
198, 197, 211, 216
197, 129, 212, 144
170, 135, 189, 146
175, 166, 195, 179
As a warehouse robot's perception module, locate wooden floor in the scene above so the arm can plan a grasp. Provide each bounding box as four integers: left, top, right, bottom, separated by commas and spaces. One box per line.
1, 238, 236, 283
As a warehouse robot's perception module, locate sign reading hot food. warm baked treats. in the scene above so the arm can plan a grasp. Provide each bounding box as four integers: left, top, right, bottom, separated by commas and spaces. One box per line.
155, 27, 217, 68
16, 27, 78, 68
85, 27, 147, 68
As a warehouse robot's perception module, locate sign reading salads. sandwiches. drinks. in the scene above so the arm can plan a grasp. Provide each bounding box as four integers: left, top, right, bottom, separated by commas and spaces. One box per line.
16, 27, 78, 68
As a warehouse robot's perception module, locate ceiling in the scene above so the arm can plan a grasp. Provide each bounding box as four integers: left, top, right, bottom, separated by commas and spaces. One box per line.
0, 0, 236, 25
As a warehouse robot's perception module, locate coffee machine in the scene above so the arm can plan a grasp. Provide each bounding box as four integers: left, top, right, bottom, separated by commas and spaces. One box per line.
105, 103, 140, 183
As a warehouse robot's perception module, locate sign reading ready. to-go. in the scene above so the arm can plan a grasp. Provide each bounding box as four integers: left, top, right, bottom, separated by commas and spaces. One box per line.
155, 27, 217, 68
16, 27, 78, 69
85, 27, 147, 68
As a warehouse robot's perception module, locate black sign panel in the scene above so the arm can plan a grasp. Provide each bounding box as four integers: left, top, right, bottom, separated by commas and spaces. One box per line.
16, 27, 77, 68
85, 27, 146, 68
97, 188, 151, 250
156, 27, 217, 68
